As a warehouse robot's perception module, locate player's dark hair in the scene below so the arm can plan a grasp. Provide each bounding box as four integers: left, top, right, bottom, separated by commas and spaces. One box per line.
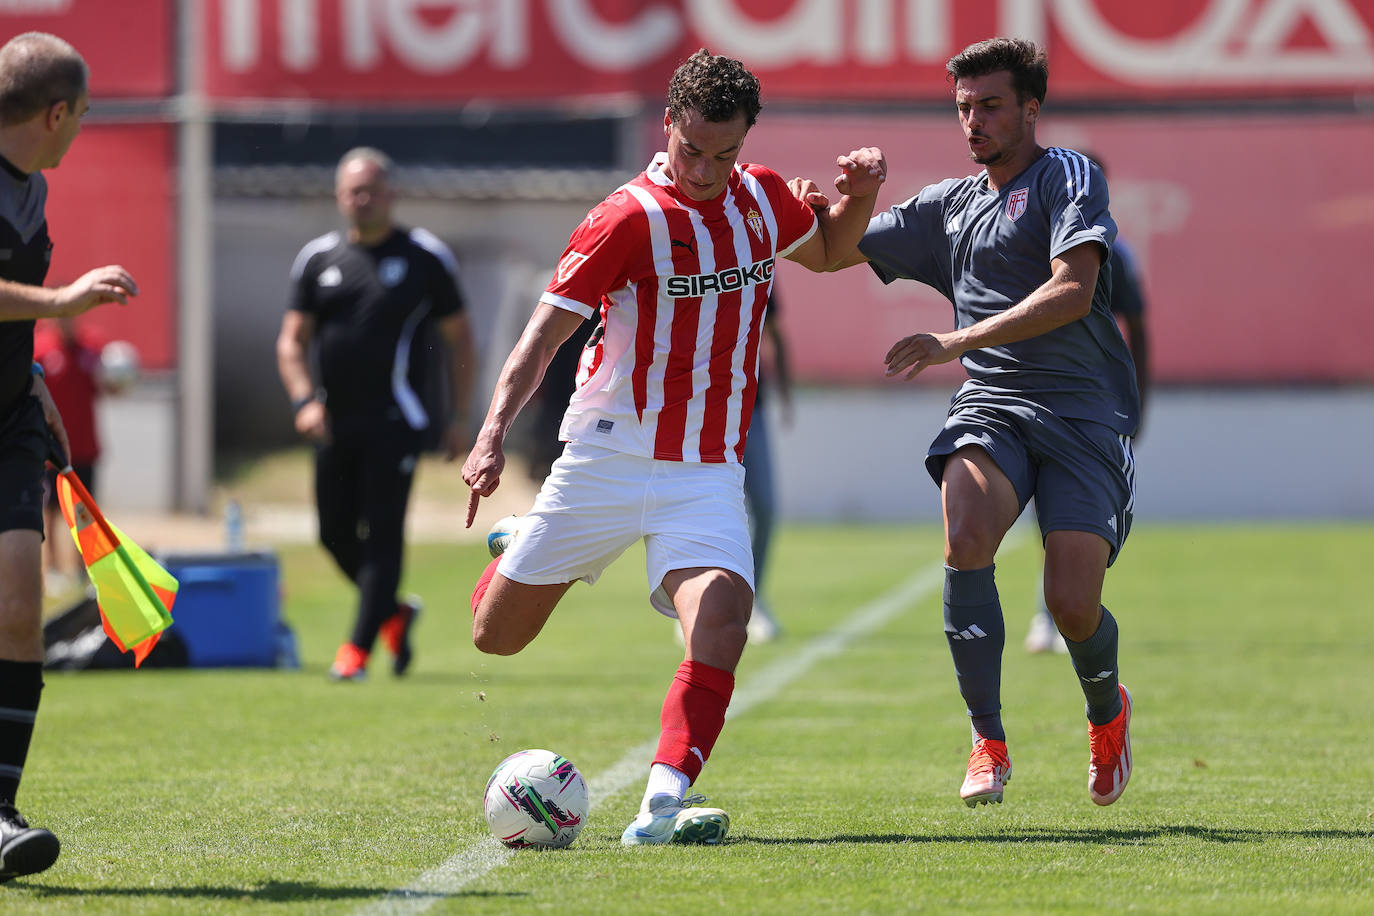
947, 37, 1048, 105
667, 48, 762, 128
0, 32, 87, 126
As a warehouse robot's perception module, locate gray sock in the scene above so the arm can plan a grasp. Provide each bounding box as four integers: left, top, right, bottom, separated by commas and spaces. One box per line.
944, 565, 1006, 742
1065, 606, 1123, 725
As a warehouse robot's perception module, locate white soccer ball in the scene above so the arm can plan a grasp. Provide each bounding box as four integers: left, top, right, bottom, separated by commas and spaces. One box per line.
486, 514, 520, 558
483, 749, 588, 849
99, 340, 140, 393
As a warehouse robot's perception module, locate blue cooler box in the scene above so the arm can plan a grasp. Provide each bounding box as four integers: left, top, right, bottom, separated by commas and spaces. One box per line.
159, 551, 280, 667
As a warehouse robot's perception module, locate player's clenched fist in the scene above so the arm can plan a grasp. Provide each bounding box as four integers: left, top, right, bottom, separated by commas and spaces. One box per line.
834, 147, 886, 198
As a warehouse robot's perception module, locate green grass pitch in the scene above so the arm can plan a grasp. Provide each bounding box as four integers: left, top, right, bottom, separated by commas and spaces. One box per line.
10, 522, 1374, 914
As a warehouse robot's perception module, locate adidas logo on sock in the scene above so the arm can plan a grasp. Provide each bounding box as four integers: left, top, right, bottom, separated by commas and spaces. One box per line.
949, 624, 989, 641
1081, 669, 1115, 683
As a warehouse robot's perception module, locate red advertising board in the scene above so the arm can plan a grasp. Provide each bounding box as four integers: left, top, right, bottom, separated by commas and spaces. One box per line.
737, 112, 1374, 384
0, 0, 173, 98
204, 0, 1374, 102
44, 124, 176, 371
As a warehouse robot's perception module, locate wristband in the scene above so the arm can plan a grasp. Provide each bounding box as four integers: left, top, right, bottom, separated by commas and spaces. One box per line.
31, 361, 44, 379
291, 394, 316, 413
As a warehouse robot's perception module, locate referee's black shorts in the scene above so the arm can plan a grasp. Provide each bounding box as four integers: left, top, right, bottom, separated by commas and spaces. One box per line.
0, 395, 49, 534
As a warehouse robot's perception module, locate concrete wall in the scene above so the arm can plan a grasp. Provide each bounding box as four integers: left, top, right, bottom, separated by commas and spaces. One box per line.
765, 386, 1374, 522
96, 381, 1374, 522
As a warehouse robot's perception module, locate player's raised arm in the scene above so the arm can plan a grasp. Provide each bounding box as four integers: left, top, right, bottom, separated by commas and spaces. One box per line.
783, 147, 886, 273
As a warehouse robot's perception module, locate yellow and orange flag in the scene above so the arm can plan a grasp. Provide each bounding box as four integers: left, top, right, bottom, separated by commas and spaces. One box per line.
54, 469, 177, 667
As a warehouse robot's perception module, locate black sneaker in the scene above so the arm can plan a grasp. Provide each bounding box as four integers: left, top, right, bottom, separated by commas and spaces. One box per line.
0, 803, 59, 883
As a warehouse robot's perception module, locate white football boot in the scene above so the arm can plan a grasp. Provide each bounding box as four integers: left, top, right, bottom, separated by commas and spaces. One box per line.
620, 794, 730, 846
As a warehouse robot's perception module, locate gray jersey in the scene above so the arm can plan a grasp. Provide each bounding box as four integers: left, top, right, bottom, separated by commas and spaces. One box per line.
860, 147, 1139, 435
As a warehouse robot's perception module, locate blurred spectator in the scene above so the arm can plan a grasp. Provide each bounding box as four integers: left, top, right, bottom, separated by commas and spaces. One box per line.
741, 289, 792, 642
32, 317, 124, 594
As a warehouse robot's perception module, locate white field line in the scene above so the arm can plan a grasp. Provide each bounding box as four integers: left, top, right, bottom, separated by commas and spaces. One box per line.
352, 534, 1027, 915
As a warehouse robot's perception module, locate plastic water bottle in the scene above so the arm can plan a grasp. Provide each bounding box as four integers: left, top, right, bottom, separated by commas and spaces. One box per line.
225, 498, 244, 552
274, 620, 301, 669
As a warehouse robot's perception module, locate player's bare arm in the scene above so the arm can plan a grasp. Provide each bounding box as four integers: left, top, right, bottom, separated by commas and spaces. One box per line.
784, 147, 886, 272
0, 265, 138, 320
462, 303, 585, 523
437, 311, 476, 461
885, 241, 1103, 380
275, 309, 329, 442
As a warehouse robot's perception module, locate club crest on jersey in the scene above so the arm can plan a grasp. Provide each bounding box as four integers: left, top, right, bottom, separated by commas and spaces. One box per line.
318, 265, 343, 288
379, 257, 408, 287
1005, 188, 1029, 222
746, 208, 764, 242
558, 251, 589, 283
665, 257, 774, 299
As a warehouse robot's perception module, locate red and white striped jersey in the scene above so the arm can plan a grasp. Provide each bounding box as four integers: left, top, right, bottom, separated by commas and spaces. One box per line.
540, 153, 817, 463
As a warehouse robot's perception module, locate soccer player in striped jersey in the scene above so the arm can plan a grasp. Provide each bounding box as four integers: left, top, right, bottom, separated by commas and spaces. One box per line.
791, 38, 1137, 808
463, 49, 885, 845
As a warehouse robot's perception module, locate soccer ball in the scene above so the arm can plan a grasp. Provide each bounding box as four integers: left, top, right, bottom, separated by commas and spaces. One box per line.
99, 340, 140, 393
486, 514, 520, 558
483, 749, 588, 848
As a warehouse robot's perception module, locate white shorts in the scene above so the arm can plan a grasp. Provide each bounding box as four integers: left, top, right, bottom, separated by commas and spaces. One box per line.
497, 441, 754, 618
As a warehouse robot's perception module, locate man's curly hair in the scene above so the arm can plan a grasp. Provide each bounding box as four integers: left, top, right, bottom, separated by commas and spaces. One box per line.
947, 37, 1048, 105
667, 48, 762, 127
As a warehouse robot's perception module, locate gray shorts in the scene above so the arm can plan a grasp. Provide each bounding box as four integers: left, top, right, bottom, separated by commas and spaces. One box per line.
924, 402, 1136, 565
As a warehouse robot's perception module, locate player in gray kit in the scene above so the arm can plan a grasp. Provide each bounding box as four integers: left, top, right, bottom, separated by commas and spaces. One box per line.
790, 37, 1136, 807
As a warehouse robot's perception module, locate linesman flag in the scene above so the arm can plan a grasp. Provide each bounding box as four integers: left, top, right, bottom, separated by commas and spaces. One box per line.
51, 446, 176, 667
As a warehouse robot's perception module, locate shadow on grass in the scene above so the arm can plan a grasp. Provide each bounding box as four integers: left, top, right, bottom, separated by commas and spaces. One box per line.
21, 880, 525, 903
736, 825, 1374, 845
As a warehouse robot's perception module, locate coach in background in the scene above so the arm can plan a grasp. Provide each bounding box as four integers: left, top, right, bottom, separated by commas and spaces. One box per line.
277, 147, 474, 681
0, 32, 139, 882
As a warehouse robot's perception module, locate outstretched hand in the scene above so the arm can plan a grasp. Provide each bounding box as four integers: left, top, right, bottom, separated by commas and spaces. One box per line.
55, 265, 139, 316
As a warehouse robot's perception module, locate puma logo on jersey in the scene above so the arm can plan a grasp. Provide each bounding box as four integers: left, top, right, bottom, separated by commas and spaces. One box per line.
665, 257, 774, 298
670, 237, 696, 255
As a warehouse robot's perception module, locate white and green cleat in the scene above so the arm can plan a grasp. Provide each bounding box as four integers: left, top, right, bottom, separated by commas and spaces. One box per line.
620, 794, 730, 846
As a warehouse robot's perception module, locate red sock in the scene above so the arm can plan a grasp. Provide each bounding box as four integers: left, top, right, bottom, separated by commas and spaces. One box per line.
653, 660, 735, 783
471, 556, 501, 617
